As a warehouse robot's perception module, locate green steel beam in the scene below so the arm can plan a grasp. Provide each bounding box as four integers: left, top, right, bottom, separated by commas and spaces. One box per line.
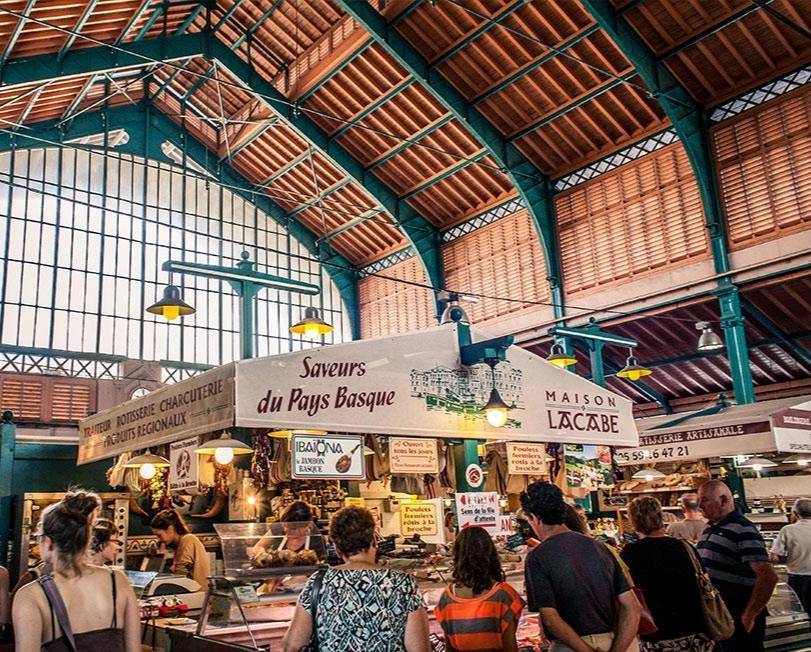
175, 3, 205, 35
296, 41, 373, 104
209, 39, 445, 304
57, 0, 101, 60
115, 0, 154, 44
741, 299, 811, 368
223, 117, 279, 160
508, 72, 635, 142
338, 0, 564, 318
287, 178, 352, 218
580, 0, 754, 404
471, 24, 600, 106
257, 148, 311, 188
367, 114, 452, 170
0, 31, 206, 88
0, 103, 361, 338
432, 0, 529, 68
401, 150, 487, 200
658, 1, 774, 61
133, 3, 166, 42
0, 0, 37, 66
391, 0, 423, 25
0, 344, 127, 363
318, 209, 382, 244
331, 77, 414, 140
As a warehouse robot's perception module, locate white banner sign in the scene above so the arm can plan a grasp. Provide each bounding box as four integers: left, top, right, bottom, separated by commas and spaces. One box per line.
400, 499, 443, 543
291, 433, 365, 480
615, 421, 773, 465
506, 443, 547, 475
455, 491, 500, 531
168, 437, 199, 493
235, 325, 637, 446
389, 437, 440, 474
78, 364, 235, 464
772, 403, 811, 453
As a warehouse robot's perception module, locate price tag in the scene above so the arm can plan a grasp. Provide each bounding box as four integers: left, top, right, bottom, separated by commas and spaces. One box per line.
233, 585, 258, 604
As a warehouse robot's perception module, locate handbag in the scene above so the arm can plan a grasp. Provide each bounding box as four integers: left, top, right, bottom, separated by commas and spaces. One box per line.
680, 540, 735, 641
37, 574, 77, 652
302, 567, 328, 652
603, 543, 657, 636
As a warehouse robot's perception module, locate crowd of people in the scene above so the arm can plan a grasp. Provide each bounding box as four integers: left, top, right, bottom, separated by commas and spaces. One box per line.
0, 480, 808, 652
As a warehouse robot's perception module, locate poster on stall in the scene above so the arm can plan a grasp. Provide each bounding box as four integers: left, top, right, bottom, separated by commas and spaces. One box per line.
506, 443, 547, 475
291, 433, 365, 480
455, 491, 500, 531
389, 438, 440, 474
168, 437, 199, 493
565, 444, 614, 491
400, 499, 444, 543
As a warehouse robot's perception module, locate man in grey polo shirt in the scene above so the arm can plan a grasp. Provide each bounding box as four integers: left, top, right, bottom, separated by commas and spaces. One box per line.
770, 498, 811, 619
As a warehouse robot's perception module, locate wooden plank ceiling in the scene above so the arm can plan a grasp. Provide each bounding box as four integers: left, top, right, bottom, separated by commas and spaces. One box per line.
0, 0, 808, 267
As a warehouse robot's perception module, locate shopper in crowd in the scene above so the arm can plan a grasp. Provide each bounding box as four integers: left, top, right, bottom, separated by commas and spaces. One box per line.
621, 496, 712, 651
252, 500, 327, 559
151, 509, 211, 590
564, 503, 591, 535
12, 494, 140, 652
0, 565, 9, 644
434, 526, 524, 651
521, 481, 640, 652
282, 505, 429, 652
444, 511, 458, 544
769, 498, 811, 620
697, 480, 777, 652
667, 494, 708, 543
89, 519, 120, 566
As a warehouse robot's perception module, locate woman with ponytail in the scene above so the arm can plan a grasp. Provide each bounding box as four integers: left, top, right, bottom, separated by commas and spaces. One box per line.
151, 509, 210, 590
11, 491, 139, 652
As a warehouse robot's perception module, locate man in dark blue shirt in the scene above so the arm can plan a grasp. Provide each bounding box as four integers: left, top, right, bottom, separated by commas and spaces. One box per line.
697, 480, 778, 652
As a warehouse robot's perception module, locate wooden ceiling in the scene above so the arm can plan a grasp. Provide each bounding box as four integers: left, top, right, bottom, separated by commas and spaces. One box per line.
0, 0, 808, 266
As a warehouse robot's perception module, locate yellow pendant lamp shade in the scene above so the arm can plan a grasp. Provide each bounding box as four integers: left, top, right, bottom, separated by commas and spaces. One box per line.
546, 343, 577, 368
290, 307, 333, 338
146, 285, 195, 321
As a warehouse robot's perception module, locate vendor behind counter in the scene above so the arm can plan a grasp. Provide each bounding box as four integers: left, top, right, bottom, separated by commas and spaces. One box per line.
251, 501, 327, 563
151, 509, 210, 590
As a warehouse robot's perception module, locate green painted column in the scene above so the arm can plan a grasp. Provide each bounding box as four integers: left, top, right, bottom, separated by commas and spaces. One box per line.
454, 322, 483, 492
718, 286, 755, 405
0, 411, 15, 567
589, 340, 607, 388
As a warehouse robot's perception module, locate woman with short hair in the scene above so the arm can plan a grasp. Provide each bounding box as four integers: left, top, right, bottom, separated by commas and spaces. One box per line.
12, 492, 139, 652
150, 509, 210, 590
89, 519, 119, 566
621, 496, 711, 652
435, 526, 524, 651
282, 505, 430, 652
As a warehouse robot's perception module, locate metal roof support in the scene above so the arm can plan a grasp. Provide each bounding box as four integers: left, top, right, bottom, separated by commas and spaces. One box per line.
339, 0, 565, 319
133, 3, 167, 42
257, 149, 312, 188
116, 0, 154, 44
0, 0, 37, 66
400, 151, 487, 200
318, 209, 382, 244
0, 103, 361, 338
287, 178, 353, 218
57, 0, 102, 60
580, 0, 754, 404
367, 114, 452, 170
209, 39, 445, 313
223, 116, 279, 160
331, 77, 415, 140
741, 299, 811, 368
296, 42, 373, 104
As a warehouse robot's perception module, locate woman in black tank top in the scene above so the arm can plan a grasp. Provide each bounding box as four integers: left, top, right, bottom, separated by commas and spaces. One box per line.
11, 491, 140, 652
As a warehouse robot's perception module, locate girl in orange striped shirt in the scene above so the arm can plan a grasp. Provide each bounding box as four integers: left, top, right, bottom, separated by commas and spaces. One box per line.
434, 527, 525, 652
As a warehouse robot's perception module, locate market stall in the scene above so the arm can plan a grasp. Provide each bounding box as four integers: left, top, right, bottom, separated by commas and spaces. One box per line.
72, 323, 638, 651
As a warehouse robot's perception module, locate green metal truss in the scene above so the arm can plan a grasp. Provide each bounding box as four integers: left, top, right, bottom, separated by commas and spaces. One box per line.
338, 0, 565, 319
1, 30, 445, 317
579, 0, 755, 404
0, 103, 361, 338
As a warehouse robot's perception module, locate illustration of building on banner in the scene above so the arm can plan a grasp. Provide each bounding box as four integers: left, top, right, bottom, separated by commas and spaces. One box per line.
410, 364, 524, 427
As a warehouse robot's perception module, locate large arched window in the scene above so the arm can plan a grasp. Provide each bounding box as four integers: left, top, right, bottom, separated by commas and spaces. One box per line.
0, 145, 350, 370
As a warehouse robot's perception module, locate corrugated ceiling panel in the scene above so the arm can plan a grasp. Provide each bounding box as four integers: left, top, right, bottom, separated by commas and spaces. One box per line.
713, 86, 811, 249
358, 256, 434, 338
442, 210, 550, 324
555, 143, 709, 294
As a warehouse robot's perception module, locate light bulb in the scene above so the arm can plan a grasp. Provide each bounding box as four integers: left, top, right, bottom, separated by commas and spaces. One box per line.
486, 407, 509, 428
247, 495, 257, 506
162, 305, 180, 321
644, 474, 654, 482
303, 322, 321, 339
214, 446, 234, 465
627, 369, 642, 382
799, 459, 809, 466
139, 463, 157, 480
752, 464, 763, 472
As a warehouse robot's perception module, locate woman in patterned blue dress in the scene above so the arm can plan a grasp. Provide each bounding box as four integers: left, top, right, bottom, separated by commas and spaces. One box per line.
282, 505, 430, 652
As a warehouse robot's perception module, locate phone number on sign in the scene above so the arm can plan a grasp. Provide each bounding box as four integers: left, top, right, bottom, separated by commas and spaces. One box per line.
616, 445, 691, 463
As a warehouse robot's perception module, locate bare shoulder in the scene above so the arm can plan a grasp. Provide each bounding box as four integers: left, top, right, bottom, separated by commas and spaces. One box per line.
12, 579, 45, 610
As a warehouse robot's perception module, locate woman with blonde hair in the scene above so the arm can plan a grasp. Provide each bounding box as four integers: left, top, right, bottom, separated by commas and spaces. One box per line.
12, 491, 140, 652
621, 496, 711, 652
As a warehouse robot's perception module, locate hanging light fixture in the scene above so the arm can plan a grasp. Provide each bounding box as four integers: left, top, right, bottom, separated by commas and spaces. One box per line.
738, 456, 777, 472
546, 342, 577, 368
616, 348, 652, 382
124, 452, 170, 480
146, 285, 195, 321
195, 432, 253, 465
439, 292, 471, 326
480, 360, 510, 428
696, 321, 724, 352
631, 467, 666, 482
784, 455, 811, 466
290, 307, 333, 339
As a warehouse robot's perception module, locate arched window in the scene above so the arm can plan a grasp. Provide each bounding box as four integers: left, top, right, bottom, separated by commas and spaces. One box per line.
0, 145, 350, 372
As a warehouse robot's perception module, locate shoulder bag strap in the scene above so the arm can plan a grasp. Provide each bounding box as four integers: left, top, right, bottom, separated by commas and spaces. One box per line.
110, 568, 118, 629
37, 575, 77, 652
308, 567, 328, 648
680, 539, 705, 577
